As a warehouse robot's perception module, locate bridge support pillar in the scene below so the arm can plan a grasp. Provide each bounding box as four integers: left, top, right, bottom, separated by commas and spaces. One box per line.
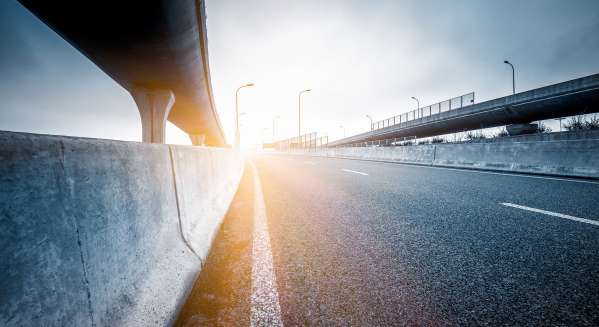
131, 88, 175, 143
189, 134, 206, 146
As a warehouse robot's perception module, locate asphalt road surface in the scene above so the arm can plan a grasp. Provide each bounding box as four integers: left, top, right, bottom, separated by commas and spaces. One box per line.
178, 154, 599, 326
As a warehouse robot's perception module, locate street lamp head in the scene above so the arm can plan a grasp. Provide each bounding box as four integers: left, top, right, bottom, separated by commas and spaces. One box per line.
503, 60, 509, 64
411, 96, 417, 100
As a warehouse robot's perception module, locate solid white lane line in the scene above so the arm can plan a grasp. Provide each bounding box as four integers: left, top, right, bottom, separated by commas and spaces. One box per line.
432, 166, 599, 185
249, 162, 284, 327
501, 202, 599, 227
342, 169, 369, 176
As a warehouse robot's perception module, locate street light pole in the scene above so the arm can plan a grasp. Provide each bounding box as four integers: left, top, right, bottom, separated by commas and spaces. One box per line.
272, 115, 280, 141
366, 114, 373, 130
411, 96, 420, 118
504, 60, 515, 95
235, 83, 254, 148
298, 89, 311, 139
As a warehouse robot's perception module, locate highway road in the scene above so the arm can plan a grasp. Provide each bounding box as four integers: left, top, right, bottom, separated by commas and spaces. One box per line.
178, 154, 599, 326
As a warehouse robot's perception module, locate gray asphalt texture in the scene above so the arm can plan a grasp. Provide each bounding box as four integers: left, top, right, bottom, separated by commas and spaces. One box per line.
252, 154, 599, 326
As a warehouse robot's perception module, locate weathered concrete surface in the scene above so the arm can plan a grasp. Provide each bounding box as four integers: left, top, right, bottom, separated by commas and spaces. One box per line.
170, 146, 244, 260
0, 130, 244, 326
320, 145, 435, 165
432, 140, 599, 177
300, 133, 599, 179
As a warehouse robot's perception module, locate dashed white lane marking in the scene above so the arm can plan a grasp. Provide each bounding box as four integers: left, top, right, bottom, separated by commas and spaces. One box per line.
370, 159, 599, 185
250, 162, 284, 327
501, 202, 599, 227
303, 161, 316, 165
321, 156, 599, 185
342, 169, 369, 176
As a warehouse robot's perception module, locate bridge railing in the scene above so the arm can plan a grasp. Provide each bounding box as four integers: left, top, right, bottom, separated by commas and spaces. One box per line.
273, 132, 328, 150
372, 92, 475, 131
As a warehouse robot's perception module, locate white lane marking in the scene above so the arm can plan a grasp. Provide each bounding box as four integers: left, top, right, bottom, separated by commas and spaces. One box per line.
303, 161, 316, 165
250, 162, 284, 327
341, 169, 369, 176
432, 166, 599, 185
324, 157, 599, 185
501, 202, 599, 227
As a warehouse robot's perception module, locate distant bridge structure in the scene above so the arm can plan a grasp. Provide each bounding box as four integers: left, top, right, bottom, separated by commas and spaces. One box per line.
330, 73, 599, 147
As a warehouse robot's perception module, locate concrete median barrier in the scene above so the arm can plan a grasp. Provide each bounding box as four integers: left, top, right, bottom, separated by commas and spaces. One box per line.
0, 130, 244, 326
432, 139, 599, 177
301, 135, 599, 179
323, 145, 435, 165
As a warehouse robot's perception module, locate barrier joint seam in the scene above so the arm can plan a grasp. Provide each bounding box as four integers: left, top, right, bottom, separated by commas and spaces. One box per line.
168, 146, 202, 261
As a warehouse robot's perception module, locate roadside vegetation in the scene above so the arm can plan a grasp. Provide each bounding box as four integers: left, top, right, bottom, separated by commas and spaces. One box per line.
564, 114, 599, 131
465, 130, 487, 141
385, 115, 597, 147
495, 129, 509, 137
537, 122, 552, 133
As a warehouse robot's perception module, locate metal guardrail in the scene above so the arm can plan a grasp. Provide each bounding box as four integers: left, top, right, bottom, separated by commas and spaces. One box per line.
336, 136, 418, 147
273, 133, 328, 150
372, 92, 475, 130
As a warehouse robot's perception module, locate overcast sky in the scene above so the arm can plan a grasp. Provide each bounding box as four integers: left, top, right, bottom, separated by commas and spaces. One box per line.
1, 0, 599, 145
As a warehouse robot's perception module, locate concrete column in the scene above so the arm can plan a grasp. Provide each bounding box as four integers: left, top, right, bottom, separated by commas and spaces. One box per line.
130, 88, 175, 143
189, 134, 206, 146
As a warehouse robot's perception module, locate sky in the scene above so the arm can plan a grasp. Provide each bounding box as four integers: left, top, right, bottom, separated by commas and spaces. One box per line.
1, 0, 599, 146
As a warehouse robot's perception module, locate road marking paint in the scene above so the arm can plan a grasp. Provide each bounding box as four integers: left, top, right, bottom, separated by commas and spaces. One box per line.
501, 202, 599, 227
249, 162, 284, 327
322, 157, 599, 185
433, 166, 599, 185
342, 169, 369, 176
303, 161, 316, 165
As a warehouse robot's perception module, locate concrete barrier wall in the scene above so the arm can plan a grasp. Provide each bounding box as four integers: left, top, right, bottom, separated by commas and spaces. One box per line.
433, 140, 599, 177
303, 138, 599, 179
322, 145, 434, 165
0, 131, 244, 326
170, 146, 244, 259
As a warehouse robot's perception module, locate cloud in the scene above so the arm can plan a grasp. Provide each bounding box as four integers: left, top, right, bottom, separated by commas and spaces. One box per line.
2, 0, 599, 144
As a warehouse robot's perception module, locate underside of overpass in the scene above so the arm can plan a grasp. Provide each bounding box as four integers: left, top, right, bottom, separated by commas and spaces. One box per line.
18, 0, 225, 146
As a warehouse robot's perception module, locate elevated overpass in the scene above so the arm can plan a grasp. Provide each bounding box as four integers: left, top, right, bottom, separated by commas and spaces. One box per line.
330, 73, 599, 147
2, 2, 244, 325
18, 0, 225, 146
